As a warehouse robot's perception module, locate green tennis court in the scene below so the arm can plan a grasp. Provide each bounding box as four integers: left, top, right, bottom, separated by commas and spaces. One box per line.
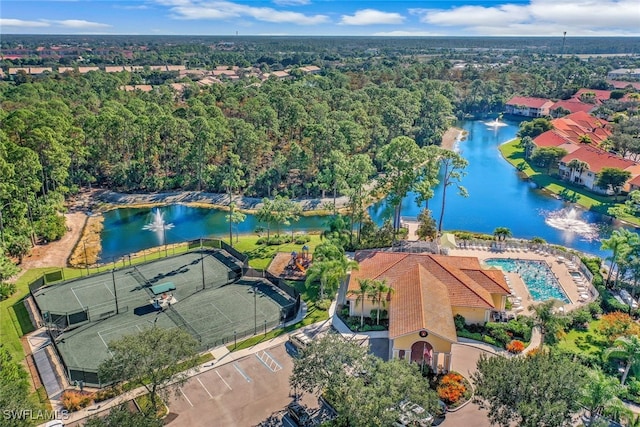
32, 249, 296, 386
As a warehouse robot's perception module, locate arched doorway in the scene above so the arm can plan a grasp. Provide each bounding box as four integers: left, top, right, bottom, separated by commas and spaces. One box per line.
410, 341, 433, 365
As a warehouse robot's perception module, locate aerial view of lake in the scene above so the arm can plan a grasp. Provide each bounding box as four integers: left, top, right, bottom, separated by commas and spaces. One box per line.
99, 118, 626, 261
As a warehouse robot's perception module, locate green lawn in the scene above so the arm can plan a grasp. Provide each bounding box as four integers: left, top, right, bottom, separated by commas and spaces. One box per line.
233, 234, 323, 270
556, 319, 604, 355
499, 140, 640, 226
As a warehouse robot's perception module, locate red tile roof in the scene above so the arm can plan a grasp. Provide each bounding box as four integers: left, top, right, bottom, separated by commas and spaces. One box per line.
561, 146, 637, 174
572, 89, 611, 103
506, 96, 553, 109
388, 264, 457, 340
349, 251, 508, 308
534, 130, 568, 147
551, 99, 595, 114
608, 80, 640, 90
628, 174, 640, 187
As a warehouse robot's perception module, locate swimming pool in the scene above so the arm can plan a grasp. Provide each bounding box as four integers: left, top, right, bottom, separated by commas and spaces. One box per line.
484, 258, 570, 303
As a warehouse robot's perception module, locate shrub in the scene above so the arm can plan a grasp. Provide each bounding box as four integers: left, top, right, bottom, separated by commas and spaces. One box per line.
437, 373, 467, 405
586, 301, 603, 318
599, 311, 640, 342
570, 307, 592, 329
506, 340, 525, 354
489, 329, 511, 347
601, 290, 629, 314
61, 390, 93, 412
453, 314, 466, 331
256, 235, 292, 245
294, 234, 311, 244
370, 309, 388, 320
315, 299, 332, 311
581, 257, 603, 289
0, 282, 16, 300
93, 386, 120, 403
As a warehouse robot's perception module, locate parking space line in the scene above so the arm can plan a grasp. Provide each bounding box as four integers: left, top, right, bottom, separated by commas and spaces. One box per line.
197, 378, 213, 399
216, 371, 232, 390
179, 388, 193, 407
233, 362, 252, 382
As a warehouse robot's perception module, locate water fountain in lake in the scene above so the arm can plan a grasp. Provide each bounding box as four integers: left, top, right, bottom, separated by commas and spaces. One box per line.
485, 117, 508, 128
544, 207, 599, 240
142, 209, 174, 233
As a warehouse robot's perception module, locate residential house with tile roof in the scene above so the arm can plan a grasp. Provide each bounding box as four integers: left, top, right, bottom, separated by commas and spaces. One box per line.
558, 146, 640, 192
572, 89, 611, 105
345, 251, 509, 371
505, 96, 555, 117
550, 99, 596, 116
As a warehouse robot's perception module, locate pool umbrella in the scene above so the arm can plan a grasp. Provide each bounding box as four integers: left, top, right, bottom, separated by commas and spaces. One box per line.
439, 233, 457, 249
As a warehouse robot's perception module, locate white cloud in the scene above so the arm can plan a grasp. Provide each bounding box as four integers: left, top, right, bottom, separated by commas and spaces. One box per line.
272, 0, 310, 6
414, 0, 640, 36
373, 30, 445, 37
54, 20, 112, 29
156, 0, 328, 25
340, 9, 405, 26
0, 18, 50, 28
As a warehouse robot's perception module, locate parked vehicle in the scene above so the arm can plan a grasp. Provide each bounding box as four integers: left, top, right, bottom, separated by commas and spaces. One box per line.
289, 332, 312, 353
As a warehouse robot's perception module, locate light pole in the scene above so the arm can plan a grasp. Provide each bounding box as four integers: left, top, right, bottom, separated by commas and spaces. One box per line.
111, 268, 119, 315
254, 283, 257, 335
163, 224, 168, 257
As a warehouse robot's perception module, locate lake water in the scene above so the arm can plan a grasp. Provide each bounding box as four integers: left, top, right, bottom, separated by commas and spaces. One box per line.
99, 118, 625, 261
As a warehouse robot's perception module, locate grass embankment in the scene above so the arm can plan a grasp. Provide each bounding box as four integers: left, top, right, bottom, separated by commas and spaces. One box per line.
499, 140, 640, 226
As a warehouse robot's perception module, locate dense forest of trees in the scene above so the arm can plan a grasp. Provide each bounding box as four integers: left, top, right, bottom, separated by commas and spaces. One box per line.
0, 37, 639, 260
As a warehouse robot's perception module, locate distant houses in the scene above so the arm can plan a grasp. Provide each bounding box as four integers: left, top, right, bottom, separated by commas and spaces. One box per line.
607, 68, 640, 80
505, 96, 555, 118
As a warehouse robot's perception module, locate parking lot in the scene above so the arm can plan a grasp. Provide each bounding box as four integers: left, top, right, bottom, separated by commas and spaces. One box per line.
166, 343, 326, 427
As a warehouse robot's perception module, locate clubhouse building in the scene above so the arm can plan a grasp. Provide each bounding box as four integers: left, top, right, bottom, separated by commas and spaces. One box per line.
345, 252, 510, 372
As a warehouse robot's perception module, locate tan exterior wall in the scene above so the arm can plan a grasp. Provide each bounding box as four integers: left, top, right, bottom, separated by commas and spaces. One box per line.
393, 332, 452, 354
453, 306, 489, 324
347, 296, 377, 318
491, 294, 506, 310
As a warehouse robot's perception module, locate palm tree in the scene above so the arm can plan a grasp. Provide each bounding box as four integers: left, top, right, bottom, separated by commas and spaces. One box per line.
566, 159, 589, 184
604, 335, 640, 385
528, 300, 565, 347
601, 229, 633, 287
305, 254, 358, 301
348, 278, 374, 328
367, 279, 393, 325
493, 227, 512, 241
579, 368, 622, 427
305, 260, 343, 301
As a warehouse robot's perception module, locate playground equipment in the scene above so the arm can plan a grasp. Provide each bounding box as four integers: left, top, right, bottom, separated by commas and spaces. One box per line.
288, 246, 311, 274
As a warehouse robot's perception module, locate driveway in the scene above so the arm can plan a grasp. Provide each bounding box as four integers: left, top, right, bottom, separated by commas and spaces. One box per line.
441, 343, 496, 427
165, 344, 320, 427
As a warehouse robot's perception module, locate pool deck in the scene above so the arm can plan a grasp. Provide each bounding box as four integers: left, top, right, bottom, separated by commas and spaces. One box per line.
449, 246, 594, 317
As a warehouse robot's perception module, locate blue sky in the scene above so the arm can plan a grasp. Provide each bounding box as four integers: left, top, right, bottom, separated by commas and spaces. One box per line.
1, 0, 638, 36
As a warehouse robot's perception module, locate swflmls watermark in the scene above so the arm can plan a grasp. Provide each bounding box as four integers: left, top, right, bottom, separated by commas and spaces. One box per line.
2, 409, 70, 421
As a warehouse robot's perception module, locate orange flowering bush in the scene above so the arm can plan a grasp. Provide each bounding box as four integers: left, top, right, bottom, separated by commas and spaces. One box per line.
61, 390, 93, 412
506, 340, 525, 354
437, 372, 467, 405
599, 312, 640, 343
